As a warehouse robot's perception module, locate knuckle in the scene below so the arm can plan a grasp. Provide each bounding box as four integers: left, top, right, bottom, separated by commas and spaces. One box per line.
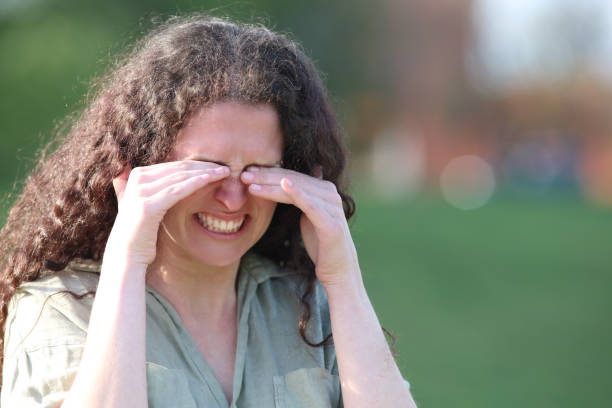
126, 183, 147, 198
322, 180, 336, 191
134, 188, 147, 199
131, 166, 145, 175
330, 191, 342, 206
174, 173, 188, 183
131, 168, 146, 183
321, 181, 341, 201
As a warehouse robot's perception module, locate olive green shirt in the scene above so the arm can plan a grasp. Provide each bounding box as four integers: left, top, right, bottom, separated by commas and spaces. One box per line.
1, 252, 342, 407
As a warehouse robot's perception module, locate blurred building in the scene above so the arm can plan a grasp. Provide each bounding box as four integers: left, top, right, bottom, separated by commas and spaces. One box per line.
355, 0, 612, 207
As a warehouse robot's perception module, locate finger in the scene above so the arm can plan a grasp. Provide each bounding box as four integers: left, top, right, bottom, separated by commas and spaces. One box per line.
130, 160, 226, 183
247, 184, 292, 204
112, 166, 132, 203
240, 166, 289, 185
248, 182, 339, 215
146, 173, 223, 213
249, 178, 329, 218
242, 165, 319, 184
136, 167, 229, 196
242, 167, 330, 196
279, 178, 335, 228
244, 167, 344, 212
246, 164, 323, 180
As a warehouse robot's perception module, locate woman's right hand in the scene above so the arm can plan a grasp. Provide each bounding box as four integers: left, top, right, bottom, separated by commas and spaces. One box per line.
106, 161, 229, 267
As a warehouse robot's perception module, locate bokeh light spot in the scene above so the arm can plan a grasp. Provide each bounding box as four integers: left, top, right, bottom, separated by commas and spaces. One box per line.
440, 155, 496, 210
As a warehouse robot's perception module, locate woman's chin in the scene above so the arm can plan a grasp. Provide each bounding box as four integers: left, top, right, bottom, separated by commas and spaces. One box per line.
189, 246, 247, 269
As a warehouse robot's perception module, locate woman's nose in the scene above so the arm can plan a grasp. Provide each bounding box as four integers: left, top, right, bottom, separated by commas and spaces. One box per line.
215, 172, 248, 211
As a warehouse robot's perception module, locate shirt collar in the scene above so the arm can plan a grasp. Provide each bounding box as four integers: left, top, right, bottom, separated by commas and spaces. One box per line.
65, 251, 293, 284
238, 251, 294, 284
65, 258, 102, 274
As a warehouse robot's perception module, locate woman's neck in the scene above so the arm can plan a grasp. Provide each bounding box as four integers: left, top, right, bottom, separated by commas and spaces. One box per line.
145, 242, 240, 323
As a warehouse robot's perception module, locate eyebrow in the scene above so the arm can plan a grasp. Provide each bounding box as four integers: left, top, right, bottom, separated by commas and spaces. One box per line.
189, 156, 283, 169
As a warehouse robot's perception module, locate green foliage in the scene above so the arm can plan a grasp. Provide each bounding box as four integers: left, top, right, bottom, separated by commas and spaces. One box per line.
0, 0, 378, 190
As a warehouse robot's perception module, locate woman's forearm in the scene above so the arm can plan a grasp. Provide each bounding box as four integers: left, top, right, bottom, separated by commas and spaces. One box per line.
324, 272, 417, 408
59, 161, 228, 407
62, 257, 147, 408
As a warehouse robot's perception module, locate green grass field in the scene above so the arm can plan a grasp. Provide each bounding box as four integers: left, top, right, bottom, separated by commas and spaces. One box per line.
352, 193, 612, 407
1, 189, 609, 406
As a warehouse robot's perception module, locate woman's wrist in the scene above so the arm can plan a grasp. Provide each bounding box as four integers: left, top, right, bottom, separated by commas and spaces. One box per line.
100, 250, 149, 281
320, 269, 369, 307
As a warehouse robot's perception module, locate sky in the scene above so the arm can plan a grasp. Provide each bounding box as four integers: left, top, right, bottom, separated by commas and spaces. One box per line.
471, 0, 612, 92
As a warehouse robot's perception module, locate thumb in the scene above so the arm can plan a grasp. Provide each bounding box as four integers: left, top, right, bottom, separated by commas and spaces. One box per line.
112, 166, 131, 203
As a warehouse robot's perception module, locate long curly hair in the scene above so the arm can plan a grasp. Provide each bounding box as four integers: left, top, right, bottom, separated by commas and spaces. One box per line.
0, 15, 354, 380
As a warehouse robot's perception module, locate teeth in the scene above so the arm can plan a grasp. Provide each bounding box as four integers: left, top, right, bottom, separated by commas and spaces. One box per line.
197, 213, 245, 233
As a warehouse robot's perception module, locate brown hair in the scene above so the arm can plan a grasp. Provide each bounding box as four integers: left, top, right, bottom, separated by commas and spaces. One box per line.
0, 15, 354, 380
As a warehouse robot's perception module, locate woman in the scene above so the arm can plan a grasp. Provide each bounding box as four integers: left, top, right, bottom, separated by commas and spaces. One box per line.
0, 15, 416, 407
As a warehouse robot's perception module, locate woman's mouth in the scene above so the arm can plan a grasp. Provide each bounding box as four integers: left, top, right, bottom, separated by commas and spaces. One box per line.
195, 213, 247, 234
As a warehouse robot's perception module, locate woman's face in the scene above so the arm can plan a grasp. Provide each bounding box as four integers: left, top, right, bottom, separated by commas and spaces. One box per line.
159, 102, 283, 269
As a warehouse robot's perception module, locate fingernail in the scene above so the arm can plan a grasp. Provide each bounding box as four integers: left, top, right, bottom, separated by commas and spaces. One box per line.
249, 166, 260, 172
214, 166, 227, 174
250, 184, 261, 190
242, 171, 254, 181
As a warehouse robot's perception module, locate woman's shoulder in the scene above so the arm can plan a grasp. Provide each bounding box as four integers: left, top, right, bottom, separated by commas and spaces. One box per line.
4, 260, 99, 354
18, 259, 100, 298
1, 261, 99, 407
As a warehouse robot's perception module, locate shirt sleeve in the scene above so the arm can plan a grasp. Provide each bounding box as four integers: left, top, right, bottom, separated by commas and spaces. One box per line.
1, 284, 91, 408
2, 342, 85, 407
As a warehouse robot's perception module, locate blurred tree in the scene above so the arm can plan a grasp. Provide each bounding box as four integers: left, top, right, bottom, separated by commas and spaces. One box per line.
0, 0, 387, 196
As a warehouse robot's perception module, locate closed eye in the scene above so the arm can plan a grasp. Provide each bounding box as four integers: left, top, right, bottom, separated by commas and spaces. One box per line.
190, 157, 283, 171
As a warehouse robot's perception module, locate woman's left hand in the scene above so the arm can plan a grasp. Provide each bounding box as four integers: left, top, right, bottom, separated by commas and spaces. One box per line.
241, 167, 359, 287
243, 167, 416, 408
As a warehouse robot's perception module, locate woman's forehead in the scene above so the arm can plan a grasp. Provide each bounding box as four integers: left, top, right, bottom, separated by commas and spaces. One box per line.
172, 102, 283, 164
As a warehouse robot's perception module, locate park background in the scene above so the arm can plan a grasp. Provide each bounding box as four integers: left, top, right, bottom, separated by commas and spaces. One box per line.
1, 0, 611, 406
